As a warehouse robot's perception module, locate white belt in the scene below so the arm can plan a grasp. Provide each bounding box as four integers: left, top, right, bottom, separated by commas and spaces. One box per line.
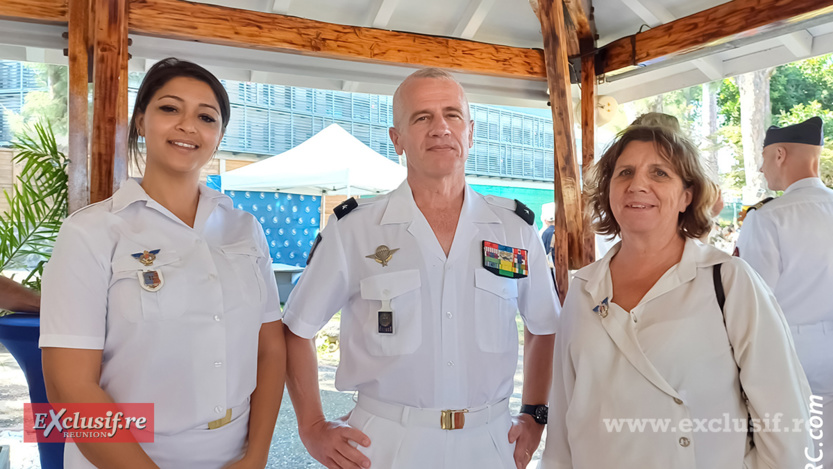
356, 394, 509, 430
790, 320, 833, 335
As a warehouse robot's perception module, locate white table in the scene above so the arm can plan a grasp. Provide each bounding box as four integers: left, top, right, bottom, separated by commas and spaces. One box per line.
272, 263, 305, 302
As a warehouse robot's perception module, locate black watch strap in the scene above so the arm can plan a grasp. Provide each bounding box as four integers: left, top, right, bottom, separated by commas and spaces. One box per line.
520, 404, 548, 424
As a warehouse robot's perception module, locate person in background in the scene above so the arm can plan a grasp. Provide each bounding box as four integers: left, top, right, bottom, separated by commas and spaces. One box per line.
282, 67, 559, 469
39, 58, 286, 469
542, 123, 812, 469
540, 205, 555, 256
735, 116, 833, 469
0, 275, 40, 313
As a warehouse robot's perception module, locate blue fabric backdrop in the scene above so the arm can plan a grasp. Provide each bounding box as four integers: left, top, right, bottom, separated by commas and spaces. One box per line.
209, 175, 321, 267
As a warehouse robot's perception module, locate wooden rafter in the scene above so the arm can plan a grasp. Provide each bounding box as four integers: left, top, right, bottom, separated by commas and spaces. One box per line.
67, 0, 91, 213
127, 0, 547, 80
598, 0, 833, 75
536, 0, 582, 303
0, 0, 66, 23
90, 0, 129, 203
579, 53, 595, 267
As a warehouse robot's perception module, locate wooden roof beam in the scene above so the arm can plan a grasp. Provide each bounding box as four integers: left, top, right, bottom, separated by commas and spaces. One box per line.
127, 0, 547, 80
620, 0, 724, 81
598, 0, 833, 75
564, 0, 593, 42
0, 0, 67, 23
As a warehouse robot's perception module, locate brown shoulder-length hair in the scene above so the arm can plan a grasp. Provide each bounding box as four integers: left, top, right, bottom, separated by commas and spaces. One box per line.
585, 125, 717, 239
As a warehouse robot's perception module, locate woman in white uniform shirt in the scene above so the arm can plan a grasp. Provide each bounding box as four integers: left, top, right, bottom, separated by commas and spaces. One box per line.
541, 124, 813, 468
40, 58, 286, 468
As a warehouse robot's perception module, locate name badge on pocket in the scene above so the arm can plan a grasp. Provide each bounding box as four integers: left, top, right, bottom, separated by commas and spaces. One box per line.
378, 299, 393, 334
482, 241, 528, 278
138, 270, 164, 292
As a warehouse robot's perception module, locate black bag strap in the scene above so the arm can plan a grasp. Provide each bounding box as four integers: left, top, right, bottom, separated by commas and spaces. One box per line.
713, 262, 754, 445
713, 263, 726, 314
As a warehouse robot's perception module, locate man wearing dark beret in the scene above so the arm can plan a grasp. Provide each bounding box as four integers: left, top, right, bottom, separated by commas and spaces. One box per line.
735, 116, 832, 467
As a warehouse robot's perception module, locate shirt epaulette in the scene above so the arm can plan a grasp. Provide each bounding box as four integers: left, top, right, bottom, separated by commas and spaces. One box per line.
739, 196, 774, 224
333, 198, 358, 220
751, 196, 774, 211
483, 195, 535, 225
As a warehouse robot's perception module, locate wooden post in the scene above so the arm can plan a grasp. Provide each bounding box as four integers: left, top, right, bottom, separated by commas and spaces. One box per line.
113, 46, 129, 192
536, 0, 582, 304
580, 51, 596, 267
67, 0, 91, 213
90, 0, 129, 203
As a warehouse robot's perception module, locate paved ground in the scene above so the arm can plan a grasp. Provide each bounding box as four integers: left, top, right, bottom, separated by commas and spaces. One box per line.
1, 338, 543, 468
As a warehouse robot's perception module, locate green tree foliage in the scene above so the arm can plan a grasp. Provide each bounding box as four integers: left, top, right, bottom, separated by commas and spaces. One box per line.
8, 64, 70, 143
714, 54, 833, 190
717, 78, 740, 126
0, 121, 68, 290
770, 55, 833, 117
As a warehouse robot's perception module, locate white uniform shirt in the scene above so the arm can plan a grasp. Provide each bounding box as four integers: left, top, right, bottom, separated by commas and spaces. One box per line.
283, 181, 560, 409
40, 179, 282, 435
542, 238, 813, 469
736, 177, 833, 327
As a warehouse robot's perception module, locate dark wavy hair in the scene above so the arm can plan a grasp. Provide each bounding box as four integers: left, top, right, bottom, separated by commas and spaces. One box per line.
585, 124, 717, 239
127, 57, 230, 170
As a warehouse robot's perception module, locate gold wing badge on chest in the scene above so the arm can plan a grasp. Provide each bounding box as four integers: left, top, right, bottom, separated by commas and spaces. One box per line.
132, 249, 164, 292
366, 245, 399, 267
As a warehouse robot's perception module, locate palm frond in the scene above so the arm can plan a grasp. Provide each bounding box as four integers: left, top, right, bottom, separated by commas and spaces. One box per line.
0, 120, 69, 287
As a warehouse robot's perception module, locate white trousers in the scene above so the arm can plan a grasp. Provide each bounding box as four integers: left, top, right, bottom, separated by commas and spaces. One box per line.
791, 322, 833, 469
348, 395, 516, 469
63, 402, 249, 469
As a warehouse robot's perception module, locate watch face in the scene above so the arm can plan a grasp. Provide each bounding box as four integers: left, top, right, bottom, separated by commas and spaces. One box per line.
535, 406, 548, 423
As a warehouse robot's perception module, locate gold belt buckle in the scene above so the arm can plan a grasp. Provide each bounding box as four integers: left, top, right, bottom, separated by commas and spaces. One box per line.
208, 409, 232, 430
440, 409, 469, 430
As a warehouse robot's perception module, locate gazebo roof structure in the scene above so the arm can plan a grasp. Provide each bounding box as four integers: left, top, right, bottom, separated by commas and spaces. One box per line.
1, 0, 832, 300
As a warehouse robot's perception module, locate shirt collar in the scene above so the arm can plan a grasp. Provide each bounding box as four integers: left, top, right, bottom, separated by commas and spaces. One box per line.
575, 237, 729, 306
784, 177, 826, 194
380, 180, 501, 226
112, 178, 232, 214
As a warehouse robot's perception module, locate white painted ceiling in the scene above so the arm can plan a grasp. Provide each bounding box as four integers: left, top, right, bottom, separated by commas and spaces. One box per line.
1, 0, 832, 107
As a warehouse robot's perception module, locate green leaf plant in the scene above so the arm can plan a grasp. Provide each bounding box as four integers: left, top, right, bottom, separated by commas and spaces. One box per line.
0, 120, 68, 307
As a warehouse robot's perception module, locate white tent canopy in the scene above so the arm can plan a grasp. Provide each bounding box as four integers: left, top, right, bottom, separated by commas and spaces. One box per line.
220, 123, 407, 196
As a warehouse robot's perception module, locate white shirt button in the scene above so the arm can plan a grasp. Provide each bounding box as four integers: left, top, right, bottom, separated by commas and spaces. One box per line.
447, 361, 454, 367
679, 437, 690, 447
214, 315, 222, 322
674, 397, 684, 405
250, 247, 257, 253
446, 311, 453, 319
208, 273, 217, 280
214, 406, 224, 413
214, 361, 223, 368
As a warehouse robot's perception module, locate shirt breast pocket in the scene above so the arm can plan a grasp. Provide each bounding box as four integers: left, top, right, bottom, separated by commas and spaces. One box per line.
109, 251, 184, 322
219, 240, 267, 307
360, 269, 422, 357
473, 269, 519, 353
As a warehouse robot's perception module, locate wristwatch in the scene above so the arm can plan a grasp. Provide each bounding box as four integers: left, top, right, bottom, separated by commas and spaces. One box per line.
520, 404, 548, 425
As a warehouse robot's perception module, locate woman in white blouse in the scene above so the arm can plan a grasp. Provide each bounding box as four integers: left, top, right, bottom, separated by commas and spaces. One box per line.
541, 123, 813, 468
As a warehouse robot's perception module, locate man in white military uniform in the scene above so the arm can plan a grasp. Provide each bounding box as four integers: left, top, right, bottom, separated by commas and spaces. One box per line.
282, 68, 560, 469
736, 116, 833, 468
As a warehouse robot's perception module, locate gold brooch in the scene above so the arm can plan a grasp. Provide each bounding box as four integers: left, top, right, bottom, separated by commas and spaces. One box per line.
366, 245, 399, 267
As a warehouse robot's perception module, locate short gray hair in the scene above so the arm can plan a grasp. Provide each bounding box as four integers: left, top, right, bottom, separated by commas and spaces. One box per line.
392, 68, 470, 128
